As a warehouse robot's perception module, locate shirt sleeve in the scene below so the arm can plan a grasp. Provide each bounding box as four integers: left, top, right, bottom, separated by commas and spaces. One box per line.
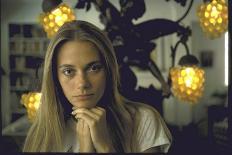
132, 104, 172, 153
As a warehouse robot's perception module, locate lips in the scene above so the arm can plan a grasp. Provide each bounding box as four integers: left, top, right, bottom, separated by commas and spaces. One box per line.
73, 94, 94, 100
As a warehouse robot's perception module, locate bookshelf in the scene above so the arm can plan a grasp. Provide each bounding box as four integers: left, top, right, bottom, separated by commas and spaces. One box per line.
8, 23, 49, 122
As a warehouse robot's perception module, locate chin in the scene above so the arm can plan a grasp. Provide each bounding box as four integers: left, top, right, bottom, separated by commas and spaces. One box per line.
71, 101, 97, 109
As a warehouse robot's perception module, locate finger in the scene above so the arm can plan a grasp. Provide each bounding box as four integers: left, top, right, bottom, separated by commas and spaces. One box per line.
72, 106, 78, 110
96, 106, 105, 111
72, 108, 100, 120
90, 107, 105, 116
96, 106, 107, 114
75, 113, 97, 127
71, 114, 78, 122
77, 119, 83, 132
83, 121, 90, 134
72, 108, 87, 114
82, 120, 90, 135
79, 119, 84, 128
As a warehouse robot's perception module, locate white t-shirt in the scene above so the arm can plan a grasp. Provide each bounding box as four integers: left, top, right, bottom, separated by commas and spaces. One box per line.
63, 102, 172, 153
127, 102, 172, 153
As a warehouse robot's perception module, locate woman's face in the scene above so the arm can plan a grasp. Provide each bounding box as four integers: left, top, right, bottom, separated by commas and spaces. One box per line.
57, 40, 106, 109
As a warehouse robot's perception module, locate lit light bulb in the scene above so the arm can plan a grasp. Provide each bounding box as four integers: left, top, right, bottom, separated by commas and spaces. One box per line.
21, 92, 42, 122
170, 66, 205, 103
39, 3, 76, 38
197, 0, 228, 39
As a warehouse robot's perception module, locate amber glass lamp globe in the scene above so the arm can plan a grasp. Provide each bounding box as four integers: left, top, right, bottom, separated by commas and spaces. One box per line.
21, 92, 42, 122
170, 55, 205, 103
39, 3, 76, 38
197, 0, 228, 39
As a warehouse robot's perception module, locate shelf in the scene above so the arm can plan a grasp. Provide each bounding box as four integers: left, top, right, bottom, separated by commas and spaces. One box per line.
9, 37, 49, 59
2, 115, 31, 136
10, 37, 48, 42
8, 23, 47, 125
13, 108, 26, 114
10, 86, 29, 92
11, 68, 34, 74
10, 52, 44, 58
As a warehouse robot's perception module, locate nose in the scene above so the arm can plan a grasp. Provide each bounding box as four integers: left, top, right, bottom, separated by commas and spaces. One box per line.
75, 72, 91, 90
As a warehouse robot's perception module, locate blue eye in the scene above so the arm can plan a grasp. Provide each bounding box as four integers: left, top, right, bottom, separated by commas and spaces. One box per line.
63, 68, 75, 76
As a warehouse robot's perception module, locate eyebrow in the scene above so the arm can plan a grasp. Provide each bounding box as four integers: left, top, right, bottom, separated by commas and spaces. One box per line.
58, 61, 102, 70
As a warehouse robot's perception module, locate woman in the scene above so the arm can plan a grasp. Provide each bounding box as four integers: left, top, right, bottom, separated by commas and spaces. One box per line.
23, 20, 172, 153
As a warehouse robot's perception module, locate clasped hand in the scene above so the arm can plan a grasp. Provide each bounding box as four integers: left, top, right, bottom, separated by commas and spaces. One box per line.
71, 106, 115, 153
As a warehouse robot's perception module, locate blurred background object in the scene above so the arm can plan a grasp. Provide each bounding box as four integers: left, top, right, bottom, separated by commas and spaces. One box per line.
1, 0, 231, 154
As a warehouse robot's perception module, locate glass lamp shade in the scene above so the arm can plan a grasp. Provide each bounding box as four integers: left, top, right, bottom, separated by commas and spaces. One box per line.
197, 0, 228, 39
21, 92, 42, 122
39, 3, 76, 38
170, 66, 205, 103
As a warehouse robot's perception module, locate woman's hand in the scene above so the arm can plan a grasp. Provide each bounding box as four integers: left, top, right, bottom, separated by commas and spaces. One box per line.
76, 118, 95, 152
72, 106, 115, 153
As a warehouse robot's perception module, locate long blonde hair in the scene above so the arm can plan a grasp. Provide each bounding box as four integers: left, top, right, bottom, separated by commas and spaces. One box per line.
23, 20, 131, 152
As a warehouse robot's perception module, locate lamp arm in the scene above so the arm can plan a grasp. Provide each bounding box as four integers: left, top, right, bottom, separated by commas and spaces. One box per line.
171, 40, 181, 67
182, 41, 190, 55
148, 60, 171, 97
93, 0, 121, 20
176, 0, 194, 23
171, 37, 190, 67
75, 0, 94, 11
76, 0, 121, 25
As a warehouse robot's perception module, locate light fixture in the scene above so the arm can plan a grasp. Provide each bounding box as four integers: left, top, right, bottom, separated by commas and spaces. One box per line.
39, 0, 76, 38
197, 0, 228, 39
170, 55, 205, 103
169, 39, 205, 103
21, 92, 42, 122
36, 0, 206, 107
